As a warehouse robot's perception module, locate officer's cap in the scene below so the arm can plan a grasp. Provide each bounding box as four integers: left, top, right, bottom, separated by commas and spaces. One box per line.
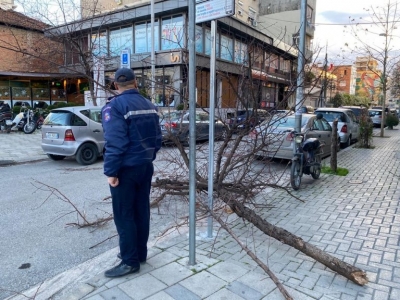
115, 68, 136, 83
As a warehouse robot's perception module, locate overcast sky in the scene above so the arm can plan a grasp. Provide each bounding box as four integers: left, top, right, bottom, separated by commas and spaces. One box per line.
313, 0, 400, 65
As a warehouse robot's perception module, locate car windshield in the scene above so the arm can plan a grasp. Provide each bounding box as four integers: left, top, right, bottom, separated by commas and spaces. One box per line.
316, 111, 346, 122
369, 110, 382, 116
43, 111, 72, 126
162, 111, 184, 120
271, 115, 309, 128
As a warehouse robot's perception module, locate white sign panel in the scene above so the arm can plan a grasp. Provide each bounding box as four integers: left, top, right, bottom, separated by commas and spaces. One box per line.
196, 0, 235, 23
120, 49, 131, 68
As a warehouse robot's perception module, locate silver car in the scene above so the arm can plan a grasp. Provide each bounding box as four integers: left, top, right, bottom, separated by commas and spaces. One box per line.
41, 106, 104, 165
315, 108, 359, 148
250, 114, 339, 160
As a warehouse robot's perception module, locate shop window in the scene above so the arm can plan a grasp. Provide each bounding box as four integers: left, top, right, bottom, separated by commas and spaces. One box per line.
135, 21, 159, 53
110, 26, 133, 56
161, 15, 184, 50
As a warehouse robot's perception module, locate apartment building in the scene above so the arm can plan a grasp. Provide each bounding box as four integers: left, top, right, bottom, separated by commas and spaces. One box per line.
258, 0, 316, 61
47, 0, 299, 113
355, 56, 382, 104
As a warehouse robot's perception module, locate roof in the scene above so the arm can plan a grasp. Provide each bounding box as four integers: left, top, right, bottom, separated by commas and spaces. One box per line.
0, 8, 49, 31
315, 108, 352, 112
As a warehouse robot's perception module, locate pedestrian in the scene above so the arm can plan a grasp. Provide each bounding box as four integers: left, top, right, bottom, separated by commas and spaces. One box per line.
102, 67, 162, 278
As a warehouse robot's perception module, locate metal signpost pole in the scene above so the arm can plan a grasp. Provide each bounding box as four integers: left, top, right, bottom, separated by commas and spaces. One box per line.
188, 0, 197, 266
294, 0, 307, 134
207, 19, 216, 238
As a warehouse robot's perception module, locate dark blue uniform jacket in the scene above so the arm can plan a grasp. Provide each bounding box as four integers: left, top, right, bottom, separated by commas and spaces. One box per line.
102, 89, 162, 177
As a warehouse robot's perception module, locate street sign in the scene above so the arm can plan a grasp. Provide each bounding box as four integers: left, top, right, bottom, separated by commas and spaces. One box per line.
196, 0, 235, 23
120, 49, 130, 68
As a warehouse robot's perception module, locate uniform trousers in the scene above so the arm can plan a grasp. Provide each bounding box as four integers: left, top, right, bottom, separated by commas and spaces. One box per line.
110, 162, 154, 267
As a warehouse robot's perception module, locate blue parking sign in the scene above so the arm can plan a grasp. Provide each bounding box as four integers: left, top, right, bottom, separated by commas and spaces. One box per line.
122, 53, 128, 64
120, 50, 130, 68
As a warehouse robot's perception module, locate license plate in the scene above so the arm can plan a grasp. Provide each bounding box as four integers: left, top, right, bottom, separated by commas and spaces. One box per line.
46, 132, 59, 139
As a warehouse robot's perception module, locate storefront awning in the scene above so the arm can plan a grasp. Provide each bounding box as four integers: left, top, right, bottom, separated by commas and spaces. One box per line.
0, 71, 83, 79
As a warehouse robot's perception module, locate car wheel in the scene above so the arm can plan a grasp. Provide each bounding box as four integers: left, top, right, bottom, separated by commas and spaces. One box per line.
341, 136, 351, 148
76, 143, 98, 165
47, 154, 66, 161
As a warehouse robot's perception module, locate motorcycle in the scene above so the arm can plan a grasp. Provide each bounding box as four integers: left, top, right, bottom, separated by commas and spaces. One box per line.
12, 108, 38, 134
0, 102, 13, 133
290, 128, 324, 190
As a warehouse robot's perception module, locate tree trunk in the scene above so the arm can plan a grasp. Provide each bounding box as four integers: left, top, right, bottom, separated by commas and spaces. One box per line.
330, 119, 338, 172
227, 198, 368, 286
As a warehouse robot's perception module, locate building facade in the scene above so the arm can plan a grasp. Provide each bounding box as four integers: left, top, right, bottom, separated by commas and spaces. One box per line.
331, 65, 356, 95
48, 0, 299, 115
0, 5, 87, 109
355, 56, 382, 105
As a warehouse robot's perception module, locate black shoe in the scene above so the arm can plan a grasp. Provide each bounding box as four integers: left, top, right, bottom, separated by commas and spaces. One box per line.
117, 253, 146, 263
104, 262, 140, 278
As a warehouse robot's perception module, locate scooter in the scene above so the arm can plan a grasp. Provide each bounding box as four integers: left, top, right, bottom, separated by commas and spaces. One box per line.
0, 102, 13, 133
290, 128, 324, 190
12, 108, 37, 134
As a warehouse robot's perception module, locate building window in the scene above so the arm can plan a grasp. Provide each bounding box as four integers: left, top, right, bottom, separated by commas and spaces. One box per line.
110, 26, 133, 56
195, 25, 203, 53
234, 41, 248, 66
91, 31, 108, 57
344, 69, 347, 76
205, 29, 220, 57
135, 21, 160, 54
220, 35, 233, 61
161, 15, 184, 50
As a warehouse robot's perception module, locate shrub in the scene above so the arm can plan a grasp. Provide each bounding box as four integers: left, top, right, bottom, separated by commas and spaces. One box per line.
357, 111, 373, 148
386, 113, 399, 129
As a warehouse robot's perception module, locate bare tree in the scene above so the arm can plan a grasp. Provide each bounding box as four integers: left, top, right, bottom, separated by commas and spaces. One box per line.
344, 0, 400, 137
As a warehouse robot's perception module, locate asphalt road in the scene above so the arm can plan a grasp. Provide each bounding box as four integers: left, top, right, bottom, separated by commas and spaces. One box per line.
0, 154, 184, 300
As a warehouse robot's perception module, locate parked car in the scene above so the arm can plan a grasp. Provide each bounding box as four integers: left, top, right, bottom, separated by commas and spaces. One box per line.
315, 107, 359, 148
228, 109, 270, 131
341, 106, 368, 121
368, 108, 386, 127
161, 111, 227, 145
291, 105, 315, 114
41, 106, 104, 165
249, 113, 340, 160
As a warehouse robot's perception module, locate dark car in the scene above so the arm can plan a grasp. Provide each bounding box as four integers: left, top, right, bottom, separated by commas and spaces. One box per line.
41, 106, 104, 165
228, 109, 270, 131
161, 111, 227, 145
341, 106, 370, 122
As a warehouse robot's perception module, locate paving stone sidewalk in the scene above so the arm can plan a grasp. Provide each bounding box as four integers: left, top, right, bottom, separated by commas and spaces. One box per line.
5, 128, 400, 300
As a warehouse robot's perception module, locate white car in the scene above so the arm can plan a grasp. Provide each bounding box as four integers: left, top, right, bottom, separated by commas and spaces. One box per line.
315, 108, 359, 148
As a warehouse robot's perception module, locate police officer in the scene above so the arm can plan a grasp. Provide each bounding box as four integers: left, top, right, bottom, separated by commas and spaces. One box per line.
102, 68, 162, 278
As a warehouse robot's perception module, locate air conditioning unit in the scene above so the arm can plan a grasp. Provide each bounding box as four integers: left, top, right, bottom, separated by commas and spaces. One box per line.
252, 19, 257, 27
238, 9, 243, 16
